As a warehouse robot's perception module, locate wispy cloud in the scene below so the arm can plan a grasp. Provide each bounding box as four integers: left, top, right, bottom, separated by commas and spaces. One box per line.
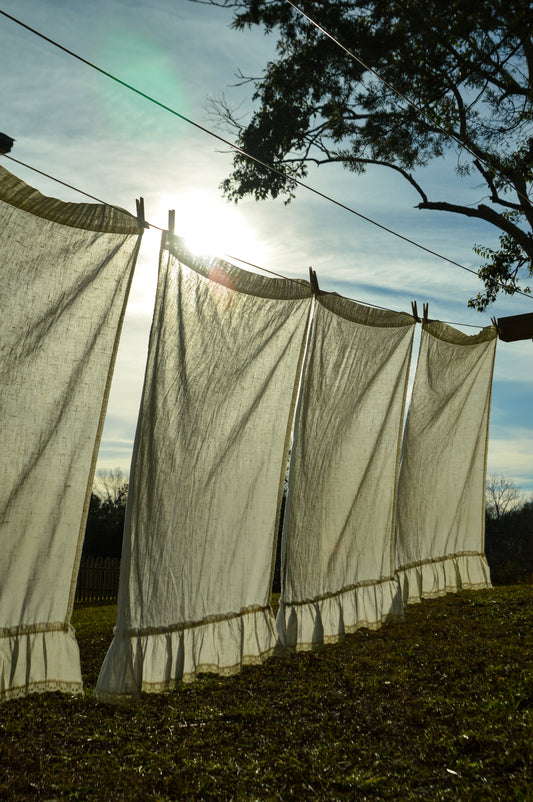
1, 0, 530, 490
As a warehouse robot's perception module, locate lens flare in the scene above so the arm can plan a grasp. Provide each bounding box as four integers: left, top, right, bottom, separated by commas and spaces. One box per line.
95, 26, 189, 137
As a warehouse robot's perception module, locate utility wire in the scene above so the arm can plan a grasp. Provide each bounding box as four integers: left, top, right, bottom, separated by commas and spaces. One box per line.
3, 154, 313, 287
4, 154, 164, 230
222, 252, 304, 283
0, 9, 499, 281
1, 8, 531, 302
4, 154, 306, 287
221, 252, 487, 327
286, 0, 532, 207
3, 155, 492, 328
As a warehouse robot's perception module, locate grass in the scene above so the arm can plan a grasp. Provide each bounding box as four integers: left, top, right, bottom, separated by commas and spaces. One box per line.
1, 586, 532, 800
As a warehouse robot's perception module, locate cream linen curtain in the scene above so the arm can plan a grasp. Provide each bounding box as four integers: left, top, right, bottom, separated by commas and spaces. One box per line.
96, 235, 313, 700
394, 321, 497, 604
277, 294, 416, 651
0, 166, 142, 700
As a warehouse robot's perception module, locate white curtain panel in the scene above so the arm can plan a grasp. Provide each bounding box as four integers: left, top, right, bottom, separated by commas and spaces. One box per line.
277, 294, 416, 651
395, 320, 497, 604
0, 166, 142, 700
96, 235, 313, 700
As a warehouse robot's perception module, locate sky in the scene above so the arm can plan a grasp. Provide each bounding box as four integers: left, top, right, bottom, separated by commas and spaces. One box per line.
1, 0, 532, 496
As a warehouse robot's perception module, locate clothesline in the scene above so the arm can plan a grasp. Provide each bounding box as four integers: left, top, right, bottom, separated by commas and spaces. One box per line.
0, 161, 500, 702
2, 7, 527, 299
96, 235, 497, 699
227, 251, 492, 329
3, 154, 492, 330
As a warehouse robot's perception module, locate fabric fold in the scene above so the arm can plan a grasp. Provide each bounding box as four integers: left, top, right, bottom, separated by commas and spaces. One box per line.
277, 294, 416, 650
0, 625, 82, 702
281, 579, 404, 651
0, 166, 142, 701
97, 606, 278, 699
395, 553, 492, 605
96, 236, 313, 700
394, 320, 497, 604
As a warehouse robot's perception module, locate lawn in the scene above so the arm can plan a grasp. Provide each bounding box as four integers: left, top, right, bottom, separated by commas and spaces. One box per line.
1, 586, 532, 800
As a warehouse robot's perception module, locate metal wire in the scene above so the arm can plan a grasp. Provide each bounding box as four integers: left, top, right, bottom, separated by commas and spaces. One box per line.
286, 0, 532, 208
0, 7, 517, 287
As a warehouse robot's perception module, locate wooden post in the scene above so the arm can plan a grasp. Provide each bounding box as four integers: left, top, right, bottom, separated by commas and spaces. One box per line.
495, 312, 533, 342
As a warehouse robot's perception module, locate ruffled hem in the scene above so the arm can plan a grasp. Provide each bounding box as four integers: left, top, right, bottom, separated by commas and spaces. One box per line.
395, 553, 492, 605
95, 607, 277, 701
0, 626, 83, 702
276, 578, 404, 652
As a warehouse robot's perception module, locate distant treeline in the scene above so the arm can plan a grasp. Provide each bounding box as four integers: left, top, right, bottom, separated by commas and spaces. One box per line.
485, 501, 533, 585
83, 473, 533, 587
82, 470, 127, 559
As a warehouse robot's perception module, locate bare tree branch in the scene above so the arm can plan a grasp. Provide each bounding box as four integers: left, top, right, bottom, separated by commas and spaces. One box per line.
486, 475, 521, 521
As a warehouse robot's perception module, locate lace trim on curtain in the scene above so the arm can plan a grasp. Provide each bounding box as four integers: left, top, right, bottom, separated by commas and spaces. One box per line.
277, 577, 404, 652
142, 646, 273, 693
0, 622, 72, 638
282, 575, 397, 607
1, 681, 84, 703
396, 553, 492, 605
96, 607, 277, 701
0, 165, 140, 234
395, 550, 486, 573
0, 627, 83, 702
125, 604, 272, 637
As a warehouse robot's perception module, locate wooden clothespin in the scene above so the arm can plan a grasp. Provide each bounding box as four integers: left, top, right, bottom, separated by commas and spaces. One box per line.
168, 209, 175, 235
309, 267, 320, 295
490, 316, 502, 338
422, 303, 429, 324
411, 301, 421, 322
136, 197, 149, 229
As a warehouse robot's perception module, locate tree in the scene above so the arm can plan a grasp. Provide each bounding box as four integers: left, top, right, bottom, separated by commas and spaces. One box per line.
196, 0, 533, 309
93, 468, 129, 509
83, 469, 129, 557
485, 486, 533, 584
485, 474, 521, 521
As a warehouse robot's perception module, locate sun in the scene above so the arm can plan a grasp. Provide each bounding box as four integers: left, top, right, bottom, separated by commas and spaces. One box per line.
125, 191, 270, 318
158, 190, 268, 268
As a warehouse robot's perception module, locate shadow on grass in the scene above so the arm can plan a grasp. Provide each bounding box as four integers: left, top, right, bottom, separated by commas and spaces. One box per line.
0, 586, 531, 801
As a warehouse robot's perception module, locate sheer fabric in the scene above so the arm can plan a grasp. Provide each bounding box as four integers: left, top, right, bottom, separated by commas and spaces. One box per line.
0, 166, 142, 700
394, 321, 497, 604
96, 236, 313, 700
277, 294, 416, 650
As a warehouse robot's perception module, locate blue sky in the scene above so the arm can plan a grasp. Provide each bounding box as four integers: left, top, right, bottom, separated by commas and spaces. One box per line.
1, 0, 532, 495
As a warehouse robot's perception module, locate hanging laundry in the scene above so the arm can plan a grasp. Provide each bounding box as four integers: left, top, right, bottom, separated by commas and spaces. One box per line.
277, 293, 416, 650
96, 234, 313, 700
394, 320, 497, 604
0, 165, 142, 701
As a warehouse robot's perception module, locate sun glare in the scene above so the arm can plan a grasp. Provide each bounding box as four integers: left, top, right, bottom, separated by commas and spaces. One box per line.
127, 192, 270, 318
161, 191, 267, 266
